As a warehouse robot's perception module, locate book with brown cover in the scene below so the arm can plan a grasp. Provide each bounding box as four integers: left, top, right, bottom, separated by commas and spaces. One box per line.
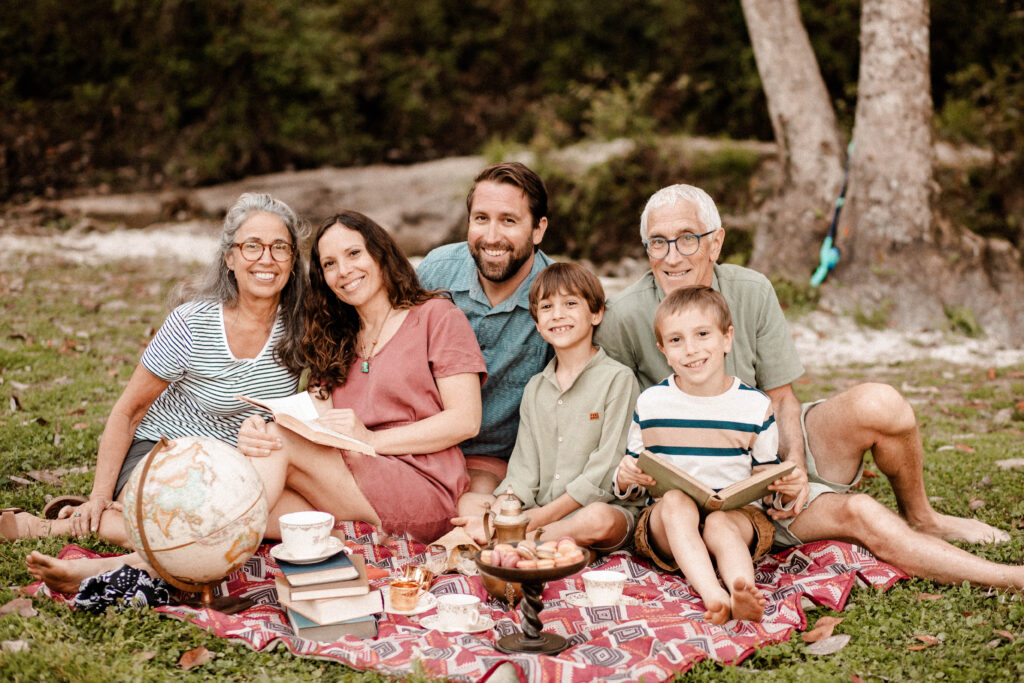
235, 392, 375, 456
637, 450, 795, 511
278, 587, 384, 625
275, 553, 370, 600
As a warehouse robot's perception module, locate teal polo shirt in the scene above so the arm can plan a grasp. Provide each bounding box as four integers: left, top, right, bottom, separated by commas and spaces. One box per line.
417, 242, 554, 460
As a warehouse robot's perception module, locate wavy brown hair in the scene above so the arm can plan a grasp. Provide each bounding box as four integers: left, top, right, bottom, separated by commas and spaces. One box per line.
303, 210, 447, 394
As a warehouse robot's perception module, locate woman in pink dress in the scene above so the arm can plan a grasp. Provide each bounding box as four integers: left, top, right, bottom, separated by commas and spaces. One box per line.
238, 210, 486, 543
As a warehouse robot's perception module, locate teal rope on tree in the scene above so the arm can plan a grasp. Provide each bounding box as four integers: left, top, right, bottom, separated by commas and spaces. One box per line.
811, 141, 854, 287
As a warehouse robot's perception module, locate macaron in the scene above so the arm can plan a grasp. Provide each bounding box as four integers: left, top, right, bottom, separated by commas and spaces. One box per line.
536, 558, 555, 569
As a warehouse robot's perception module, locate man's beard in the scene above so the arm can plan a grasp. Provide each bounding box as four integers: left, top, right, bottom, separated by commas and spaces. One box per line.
470, 239, 533, 283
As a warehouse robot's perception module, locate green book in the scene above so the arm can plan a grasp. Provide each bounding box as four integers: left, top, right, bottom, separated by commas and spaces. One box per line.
285, 608, 378, 641
637, 450, 795, 512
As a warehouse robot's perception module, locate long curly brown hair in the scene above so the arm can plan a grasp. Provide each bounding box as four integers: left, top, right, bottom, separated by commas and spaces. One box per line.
303, 210, 447, 395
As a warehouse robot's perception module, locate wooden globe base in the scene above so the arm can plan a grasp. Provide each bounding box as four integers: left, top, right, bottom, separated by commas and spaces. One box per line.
180, 585, 254, 615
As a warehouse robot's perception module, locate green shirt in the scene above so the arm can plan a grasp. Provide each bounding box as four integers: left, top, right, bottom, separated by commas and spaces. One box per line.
496, 347, 640, 509
595, 264, 804, 392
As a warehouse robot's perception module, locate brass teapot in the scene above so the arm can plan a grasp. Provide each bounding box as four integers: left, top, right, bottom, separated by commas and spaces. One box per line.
482, 487, 529, 544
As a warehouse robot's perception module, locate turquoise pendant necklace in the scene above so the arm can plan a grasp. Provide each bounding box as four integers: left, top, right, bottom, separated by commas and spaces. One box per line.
358, 307, 393, 374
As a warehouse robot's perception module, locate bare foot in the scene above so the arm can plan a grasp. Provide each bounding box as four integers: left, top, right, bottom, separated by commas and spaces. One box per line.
916, 513, 1010, 545
729, 577, 767, 622
703, 598, 731, 625
25, 551, 124, 594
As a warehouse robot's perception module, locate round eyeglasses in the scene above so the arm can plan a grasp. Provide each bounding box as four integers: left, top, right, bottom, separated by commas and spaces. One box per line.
232, 240, 294, 262
643, 230, 716, 259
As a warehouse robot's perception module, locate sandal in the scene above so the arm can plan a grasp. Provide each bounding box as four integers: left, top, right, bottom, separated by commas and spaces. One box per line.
42, 495, 89, 520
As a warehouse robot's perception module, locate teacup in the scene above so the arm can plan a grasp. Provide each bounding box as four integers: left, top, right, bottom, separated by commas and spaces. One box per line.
435, 593, 481, 630
278, 510, 335, 557
389, 579, 423, 612
582, 570, 626, 606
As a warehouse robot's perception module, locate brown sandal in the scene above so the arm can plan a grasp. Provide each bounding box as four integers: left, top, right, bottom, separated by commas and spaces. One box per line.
42, 495, 89, 520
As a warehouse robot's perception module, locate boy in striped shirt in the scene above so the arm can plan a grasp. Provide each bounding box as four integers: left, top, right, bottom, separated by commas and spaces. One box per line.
614, 286, 801, 623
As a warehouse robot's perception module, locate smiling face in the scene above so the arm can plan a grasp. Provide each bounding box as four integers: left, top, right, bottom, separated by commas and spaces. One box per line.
534, 289, 603, 353
467, 180, 548, 285
317, 224, 387, 312
656, 305, 734, 396
225, 211, 293, 302
646, 200, 723, 294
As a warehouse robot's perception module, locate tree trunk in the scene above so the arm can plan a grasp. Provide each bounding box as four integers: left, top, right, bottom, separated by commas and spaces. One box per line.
742, 0, 844, 279
830, 0, 1024, 343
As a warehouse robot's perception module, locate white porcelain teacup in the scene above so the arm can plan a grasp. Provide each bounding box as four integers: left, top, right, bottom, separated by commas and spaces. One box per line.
278, 510, 335, 557
435, 593, 481, 631
582, 570, 626, 606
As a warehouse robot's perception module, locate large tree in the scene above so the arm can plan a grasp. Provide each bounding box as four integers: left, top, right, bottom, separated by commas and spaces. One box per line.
745, 0, 1023, 343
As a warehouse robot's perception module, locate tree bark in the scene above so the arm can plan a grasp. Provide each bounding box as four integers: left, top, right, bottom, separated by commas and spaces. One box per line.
741, 0, 844, 279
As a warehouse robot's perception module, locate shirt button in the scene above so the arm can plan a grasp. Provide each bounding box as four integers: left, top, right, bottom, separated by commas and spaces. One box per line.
557, 399, 563, 405
555, 474, 560, 480
558, 437, 563, 443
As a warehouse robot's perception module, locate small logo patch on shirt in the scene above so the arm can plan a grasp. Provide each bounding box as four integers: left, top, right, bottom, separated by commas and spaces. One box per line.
589, 412, 600, 421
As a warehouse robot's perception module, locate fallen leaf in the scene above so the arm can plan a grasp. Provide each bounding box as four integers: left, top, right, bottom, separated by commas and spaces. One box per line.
850, 676, 866, 683
1016, 400, 1024, 412
987, 367, 997, 380
915, 593, 943, 601
806, 634, 851, 655
178, 646, 214, 670
861, 469, 878, 479
987, 638, 1002, 648
802, 615, 844, 643
978, 476, 992, 487
0, 598, 37, 618
133, 650, 156, 661
993, 629, 1016, 641
994, 408, 1014, 424
995, 458, 1024, 470
969, 498, 986, 511
908, 634, 940, 650
955, 443, 976, 454
9, 381, 29, 391
7, 475, 33, 486
1, 640, 29, 653
9, 395, 22, 411
27, 470, 64, 486
72, 422, 88, 430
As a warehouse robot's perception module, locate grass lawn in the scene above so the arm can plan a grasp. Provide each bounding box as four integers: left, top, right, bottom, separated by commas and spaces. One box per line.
1, 253, 1022, 681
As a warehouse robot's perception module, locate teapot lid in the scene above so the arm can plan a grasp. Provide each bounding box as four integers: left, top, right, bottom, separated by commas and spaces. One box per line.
495, 486, 529, 525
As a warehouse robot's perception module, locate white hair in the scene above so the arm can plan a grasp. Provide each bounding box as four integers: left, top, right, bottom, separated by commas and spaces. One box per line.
639, 184, 722, 241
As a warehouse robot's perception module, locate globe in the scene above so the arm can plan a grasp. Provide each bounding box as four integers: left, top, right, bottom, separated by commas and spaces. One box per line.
122, 436, 269, 591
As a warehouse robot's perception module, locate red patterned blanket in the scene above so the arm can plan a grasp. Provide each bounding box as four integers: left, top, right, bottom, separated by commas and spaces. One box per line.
33, 521, 906, 682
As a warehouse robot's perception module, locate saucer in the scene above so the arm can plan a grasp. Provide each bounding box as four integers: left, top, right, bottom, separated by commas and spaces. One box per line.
420, 614, 496, 634
270, 537, 346, 565
564, 591, 640, 608
382, 586, 438, 616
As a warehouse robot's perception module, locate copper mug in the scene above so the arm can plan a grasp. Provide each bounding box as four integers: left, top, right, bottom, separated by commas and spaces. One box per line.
401, 564, 435, 592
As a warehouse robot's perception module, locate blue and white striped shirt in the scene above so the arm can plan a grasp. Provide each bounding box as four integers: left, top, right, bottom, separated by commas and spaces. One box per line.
134, 300, 299, 445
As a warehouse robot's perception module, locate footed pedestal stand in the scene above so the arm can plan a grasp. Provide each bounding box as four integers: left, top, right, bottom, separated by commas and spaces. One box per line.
475, 548, 591, 655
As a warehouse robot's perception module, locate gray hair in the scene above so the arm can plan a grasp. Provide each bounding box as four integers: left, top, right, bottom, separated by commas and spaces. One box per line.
639, 184, 722, 241
173, 193, 310, 374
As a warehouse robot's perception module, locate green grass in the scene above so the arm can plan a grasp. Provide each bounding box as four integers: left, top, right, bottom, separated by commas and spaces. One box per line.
2, 255, 1023, 679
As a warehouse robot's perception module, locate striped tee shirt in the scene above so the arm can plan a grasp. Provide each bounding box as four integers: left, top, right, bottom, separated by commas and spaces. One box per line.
134, 300, 299, 445
625, 375, 780, 494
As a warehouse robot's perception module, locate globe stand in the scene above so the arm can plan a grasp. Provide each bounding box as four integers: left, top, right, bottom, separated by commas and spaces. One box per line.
132, 437, 257, 616
475, 547, 591, 656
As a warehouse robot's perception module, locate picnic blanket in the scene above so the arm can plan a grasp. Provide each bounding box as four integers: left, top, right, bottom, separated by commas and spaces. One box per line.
31, 521, 907, 682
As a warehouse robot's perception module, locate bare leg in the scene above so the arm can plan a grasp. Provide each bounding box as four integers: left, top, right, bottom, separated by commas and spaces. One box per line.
788, 492, 1024, 590
536, 503, 629, 549
263, 488, 316, 540
648, 491, 731, 623
805, 383, 1008, 544
26, 550, 152, 594
245, 423, 381, 530
702, 510, 765, 621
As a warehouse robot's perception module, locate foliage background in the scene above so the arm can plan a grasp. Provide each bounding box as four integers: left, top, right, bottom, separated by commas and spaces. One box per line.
2, 0, 1023, 241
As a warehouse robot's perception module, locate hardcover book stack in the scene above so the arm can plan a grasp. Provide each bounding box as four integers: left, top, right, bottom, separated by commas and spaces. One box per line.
275, 551, 384, 640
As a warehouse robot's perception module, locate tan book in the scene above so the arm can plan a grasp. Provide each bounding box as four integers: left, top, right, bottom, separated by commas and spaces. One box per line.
637, 450, 796, 512
235, 392, 375, 456
275, 554, 370, 600
278, 588, 384, 626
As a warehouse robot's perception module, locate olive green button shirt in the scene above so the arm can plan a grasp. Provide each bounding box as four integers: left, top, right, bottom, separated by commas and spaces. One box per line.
595, 264, 804, 392
496, 347, 640, 509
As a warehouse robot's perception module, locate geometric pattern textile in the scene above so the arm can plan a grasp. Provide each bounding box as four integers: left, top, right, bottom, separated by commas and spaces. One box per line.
29, 521, 907, 683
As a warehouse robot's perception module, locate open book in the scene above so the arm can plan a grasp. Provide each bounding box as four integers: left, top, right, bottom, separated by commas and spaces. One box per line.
637, 450, 795, 512
236, 392, 376, 456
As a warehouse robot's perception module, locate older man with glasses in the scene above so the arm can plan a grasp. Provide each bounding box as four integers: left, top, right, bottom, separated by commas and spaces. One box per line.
596, 183, 1024, 592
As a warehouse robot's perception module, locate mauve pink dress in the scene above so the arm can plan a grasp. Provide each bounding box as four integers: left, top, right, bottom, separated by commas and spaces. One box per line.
332, 297, 486, 543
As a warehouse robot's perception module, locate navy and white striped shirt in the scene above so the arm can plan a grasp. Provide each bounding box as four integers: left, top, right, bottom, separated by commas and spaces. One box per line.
134, 300, 299, 445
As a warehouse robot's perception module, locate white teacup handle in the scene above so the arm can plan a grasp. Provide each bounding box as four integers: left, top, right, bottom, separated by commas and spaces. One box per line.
464, 608, 480, 628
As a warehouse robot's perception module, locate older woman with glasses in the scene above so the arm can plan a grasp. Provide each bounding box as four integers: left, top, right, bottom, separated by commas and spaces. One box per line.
7, 192, 308, 545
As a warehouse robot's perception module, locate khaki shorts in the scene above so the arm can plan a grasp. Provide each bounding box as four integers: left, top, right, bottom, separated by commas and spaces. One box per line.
633, 501, 775, 572
770, 399, 865, 549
